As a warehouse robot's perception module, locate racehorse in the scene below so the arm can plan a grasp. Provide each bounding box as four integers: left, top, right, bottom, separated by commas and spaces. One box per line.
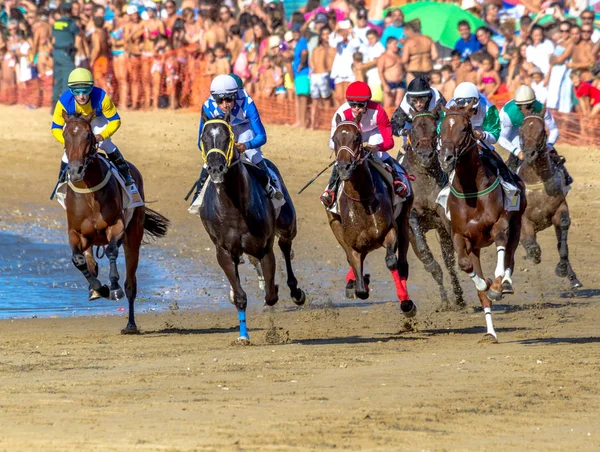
326, 116, 416, 317
198, 115, 305, 345
401, 110, 465, 309
517, 112, 582, 289
63, 112, 169, 334
438, 103, 526, 343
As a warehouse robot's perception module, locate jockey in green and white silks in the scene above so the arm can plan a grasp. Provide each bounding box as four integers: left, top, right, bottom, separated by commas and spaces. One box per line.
441, 81, 516, 186
498, 85, 572, 185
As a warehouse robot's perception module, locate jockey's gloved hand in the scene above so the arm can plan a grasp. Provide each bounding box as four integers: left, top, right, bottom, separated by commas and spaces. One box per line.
235, 142, 248, 152
401, 129, 408, 137
94, 134, 104, 143
363, 144, 379, 153
473, 130, 484, 141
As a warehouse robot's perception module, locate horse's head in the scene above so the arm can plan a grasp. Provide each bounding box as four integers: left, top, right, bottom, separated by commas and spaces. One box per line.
438, 102, 476, 173
409, 107, 440, 168
62, 111, 96, 183
200, 110, 236, 184
332, 115, 364, 182
519, 108, 547, 165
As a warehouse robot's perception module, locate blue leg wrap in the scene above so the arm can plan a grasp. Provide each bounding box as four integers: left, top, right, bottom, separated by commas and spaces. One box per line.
238, 311, 249, 339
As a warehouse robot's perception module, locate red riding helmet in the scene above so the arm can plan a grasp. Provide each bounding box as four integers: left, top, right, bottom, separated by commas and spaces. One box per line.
346, 81, 372, 102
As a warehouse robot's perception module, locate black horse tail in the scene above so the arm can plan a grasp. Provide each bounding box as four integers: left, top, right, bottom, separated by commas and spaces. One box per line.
143, 207, 170, 241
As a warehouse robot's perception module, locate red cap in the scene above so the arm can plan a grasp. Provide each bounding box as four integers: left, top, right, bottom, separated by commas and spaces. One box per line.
346, 81, 372, 102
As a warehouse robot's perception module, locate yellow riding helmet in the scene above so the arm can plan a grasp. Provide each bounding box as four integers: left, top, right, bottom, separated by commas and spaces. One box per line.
67, 68, 94, 87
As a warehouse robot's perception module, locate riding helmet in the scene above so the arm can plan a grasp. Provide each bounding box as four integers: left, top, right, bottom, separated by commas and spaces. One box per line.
67, 68, 94, 88
346, 81, 372, 102
453, 82, 480, 109
210, 74, 239, 100
514, 85, 536, 105
406, 77, 432, 108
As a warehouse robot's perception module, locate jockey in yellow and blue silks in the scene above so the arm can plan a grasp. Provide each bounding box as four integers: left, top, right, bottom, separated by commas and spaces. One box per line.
193, 74, 283, 202
51, 68, 134, 186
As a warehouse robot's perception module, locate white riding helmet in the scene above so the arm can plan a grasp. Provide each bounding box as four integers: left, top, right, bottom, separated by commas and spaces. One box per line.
210, 74, 239, 100
453, 82, 480, 109
514, 85, 536, 105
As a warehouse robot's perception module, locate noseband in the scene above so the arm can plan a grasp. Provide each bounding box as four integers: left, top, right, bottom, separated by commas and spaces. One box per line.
200, 119, 236, 167
520, 114, 547, 154
440, 110, 478, 159
334, 121, 371, 168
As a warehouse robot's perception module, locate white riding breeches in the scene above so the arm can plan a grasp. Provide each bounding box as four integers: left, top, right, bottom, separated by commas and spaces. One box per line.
61, 116, 118, 162
235, 124, 263, 164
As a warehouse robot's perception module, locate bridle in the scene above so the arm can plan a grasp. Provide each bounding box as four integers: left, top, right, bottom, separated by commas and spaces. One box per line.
334, 121, 371, 170
520, 114, 547, 156
200, 119, 237, 168
65, 116, 98, 172
440, 110, 478, 160
409, 112, 438, 155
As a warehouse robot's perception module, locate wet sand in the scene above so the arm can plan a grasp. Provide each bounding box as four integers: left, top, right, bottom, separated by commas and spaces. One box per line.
0, 106, 599, 451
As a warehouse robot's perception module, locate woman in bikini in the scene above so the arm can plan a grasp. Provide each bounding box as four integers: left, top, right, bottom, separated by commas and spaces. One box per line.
124, 5, 144, 110
477, 54, 500, 97
141, 4, 165, 109
109, 7, 128, 108
162, 0, 179, 43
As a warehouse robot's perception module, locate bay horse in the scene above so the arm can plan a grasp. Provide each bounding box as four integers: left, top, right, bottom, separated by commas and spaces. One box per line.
326, 116, 416, 317
517, 112, 582, 289
402, 110, 465, 309
438, 103, 526, 343
198, 115, 305, 345
63, 112, 169, 334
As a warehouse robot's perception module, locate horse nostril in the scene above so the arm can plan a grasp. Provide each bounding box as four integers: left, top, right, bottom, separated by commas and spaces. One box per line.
444, 154, 454, 162
218, 165, 224, 172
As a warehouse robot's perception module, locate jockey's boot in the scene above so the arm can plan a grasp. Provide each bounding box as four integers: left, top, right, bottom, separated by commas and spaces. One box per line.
506, 153, 521, 172
192, 167, 209, 203
486, 150, 518, 188
257, 160, 284, 200
108, 148, 135, 186
549, 148, 573, 186
389, 161, 409, 199
320, 165, 340, 208
58, 160, 68, 183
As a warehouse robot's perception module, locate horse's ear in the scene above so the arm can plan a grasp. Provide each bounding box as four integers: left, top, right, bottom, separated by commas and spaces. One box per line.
539, 105, 546, 118
354, 110, 363, 125
82, 112, 95, 123
201, 107, 209, 124
335, 113, 343, 126
431, 106, 440, 121
62, 109, 70, 123
442, 105, 449, 115
464, 100, 476, 117
408, 107, 416, 117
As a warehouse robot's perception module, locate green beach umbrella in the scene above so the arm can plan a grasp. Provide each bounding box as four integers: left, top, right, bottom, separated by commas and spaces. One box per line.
384, 2, 486, 49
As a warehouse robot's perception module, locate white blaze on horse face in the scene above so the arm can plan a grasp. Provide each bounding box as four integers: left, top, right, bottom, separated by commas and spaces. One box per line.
72, 126, 79, 134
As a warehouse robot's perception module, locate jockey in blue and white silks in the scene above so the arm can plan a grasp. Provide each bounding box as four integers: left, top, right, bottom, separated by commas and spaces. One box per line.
194, 74, 282, 201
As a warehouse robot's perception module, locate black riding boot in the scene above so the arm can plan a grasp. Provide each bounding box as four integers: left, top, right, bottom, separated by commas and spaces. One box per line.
257, 160, 284, 200
320, 165, 340, 208
486, 151, 518, 187
549, 149, 574, 186
387, 158, 409, 198
192, 167, 209, 203
58, 160, 68, 183
108, 148, 135, 186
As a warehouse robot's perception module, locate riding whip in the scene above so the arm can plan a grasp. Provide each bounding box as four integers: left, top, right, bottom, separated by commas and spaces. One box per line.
297, 160, 335, 194
184, 180, 198, 201
49, 165, 68, 201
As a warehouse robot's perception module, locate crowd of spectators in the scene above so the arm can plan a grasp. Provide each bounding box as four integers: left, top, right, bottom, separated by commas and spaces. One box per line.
2, 0, 600, 124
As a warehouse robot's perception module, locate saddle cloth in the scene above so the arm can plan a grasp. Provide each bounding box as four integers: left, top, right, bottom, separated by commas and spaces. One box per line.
188, 158, 286, 217
517, 163, 571, 196
326, 159, 407, 219
55, 156, 144, 229
436, 171, 521, 221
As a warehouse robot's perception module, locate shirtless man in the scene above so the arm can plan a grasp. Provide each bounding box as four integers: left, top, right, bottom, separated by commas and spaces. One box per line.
90, 15, 110, 92
226, 24, 243, 64
213, 43, 231, 75
201, 11, 226, 51
141, 4, 165, 109
455, 57, 478, 85
440, 64, 456, 102
401, 19, 438, 85
32, 11, 52, 62
310, 26, 334, 129
570, 24, 595, 82
377, 36, 404, 107
124, 5, 144, 109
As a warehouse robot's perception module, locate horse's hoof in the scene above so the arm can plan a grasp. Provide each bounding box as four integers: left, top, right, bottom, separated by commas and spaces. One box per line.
501, 281, 515, 295
235, 336, 251, 346
229, 288, 235, 305
570, 278, 583, 289
110, 287, 125, 301
97, 285, 110, 299
400, 300, 417, 318
356, 290, 369, 300
120, 325, 140, 335
487, 287, 503, 302
264, 296, 279, 307
345, 280, 356, 299
88, 289, 102, 301
555, 263, 568, 278
292, 289, 306, 306
478, 333, 498, 344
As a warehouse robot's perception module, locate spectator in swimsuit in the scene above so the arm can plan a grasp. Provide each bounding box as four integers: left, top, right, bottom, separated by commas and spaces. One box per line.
124, 5, 144, 109
377, 36, 404, 108
477, 54, 500, 97
141, 4, 164, 109
109, 8, 127, 109
570, 70, 600, 116
162, 0, 179, 42
90, 14, 109, 92
401, 19, 438, 85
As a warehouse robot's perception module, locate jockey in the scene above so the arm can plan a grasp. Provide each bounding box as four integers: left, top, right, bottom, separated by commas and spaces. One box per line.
499, 85, 573, 185
391, 77, 446, 139
320, 81, 409, 208
51, 68, 135, 187
443, 81, 517, 186
194, 74, 283, 201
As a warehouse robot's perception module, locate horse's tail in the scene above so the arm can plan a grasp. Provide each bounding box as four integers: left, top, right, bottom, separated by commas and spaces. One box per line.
143, 207, 170, 241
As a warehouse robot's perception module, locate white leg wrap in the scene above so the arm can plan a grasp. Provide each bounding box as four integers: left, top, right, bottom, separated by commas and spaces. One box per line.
484, 307, 497, 338
495, 246, 506, 278
62, 151, 69, 163
469, 272, 488, 291
503, 268, 513, 284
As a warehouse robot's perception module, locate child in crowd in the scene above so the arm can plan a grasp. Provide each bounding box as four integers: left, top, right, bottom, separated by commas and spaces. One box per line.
529, 66, 547, 104
440, 64, 456, 102
429, 69, 443, 94
570, 69, 600, 116
258, 54, 282, 98
456, 57, 478, 85
204, 48, 217, 76
214, 43, 231, 76
477, 54, 500, 97
352, 52, 365, 82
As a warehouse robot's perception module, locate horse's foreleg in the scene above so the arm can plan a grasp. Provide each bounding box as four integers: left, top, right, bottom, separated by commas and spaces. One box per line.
69, 231, 108, 300
471, 248, 497, 343
106, 221, 125, 301
393, 211, 416, 317
439, 225, 465, 307
216, 247, 250, 343
521, 217, 541, 264
502, 212, 522, 295
121, 222, 142, 335
489, 218, 510, 301
260, 248, 279, 307
278, 237, 305, 306
248, 255, 265, 292
553, 205, 582, 289
408, 211, 449, 308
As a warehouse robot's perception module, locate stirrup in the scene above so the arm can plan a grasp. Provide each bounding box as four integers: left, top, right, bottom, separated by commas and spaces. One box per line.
393, 180, 408, 198
266, 184, 284, 201
320, 189, 336, 208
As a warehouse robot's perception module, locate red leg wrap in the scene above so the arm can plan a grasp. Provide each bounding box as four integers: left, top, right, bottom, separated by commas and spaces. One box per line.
391, 269, 409, 301
345, 267, 355, 283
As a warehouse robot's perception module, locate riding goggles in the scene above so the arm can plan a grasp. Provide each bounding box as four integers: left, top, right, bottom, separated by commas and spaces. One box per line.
455, 97, 478, 107
69, 85, 94, 96
348, 101, 368, 108
215, 94, 236, 104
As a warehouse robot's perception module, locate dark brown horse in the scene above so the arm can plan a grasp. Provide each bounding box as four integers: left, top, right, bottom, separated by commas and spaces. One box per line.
63, 112, 169, 334
517, 112, 582, 288
438, 104, 526, 343
402, 110, 464, 309
326, 117, 416, 317
198, 116, 305, 345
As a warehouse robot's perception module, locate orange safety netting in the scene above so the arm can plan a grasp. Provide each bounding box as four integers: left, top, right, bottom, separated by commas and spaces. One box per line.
2, 49, 597, 147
